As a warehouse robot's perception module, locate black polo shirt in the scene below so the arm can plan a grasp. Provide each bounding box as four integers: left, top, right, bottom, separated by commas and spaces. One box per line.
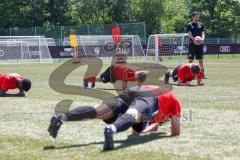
186, 22, 204, 44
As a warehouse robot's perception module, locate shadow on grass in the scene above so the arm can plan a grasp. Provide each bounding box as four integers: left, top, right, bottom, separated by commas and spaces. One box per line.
97, 88, 123, 91
43, 132, 170, 151
168, 83, 198, 87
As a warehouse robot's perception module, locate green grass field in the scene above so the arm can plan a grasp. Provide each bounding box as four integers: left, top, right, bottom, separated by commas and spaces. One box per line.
1, 55, 240, 160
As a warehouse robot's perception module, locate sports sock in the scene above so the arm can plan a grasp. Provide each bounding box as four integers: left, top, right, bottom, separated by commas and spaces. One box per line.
109, 114, 136, 133
84, 76, 96, 83
64, 106, 97, 121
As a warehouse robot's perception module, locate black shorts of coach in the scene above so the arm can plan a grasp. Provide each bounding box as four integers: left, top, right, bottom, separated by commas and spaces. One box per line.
100, 65, 117, 83
188, 43, 204, 60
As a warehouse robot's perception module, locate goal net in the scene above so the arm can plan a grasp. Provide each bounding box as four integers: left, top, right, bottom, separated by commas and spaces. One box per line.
0, 36, 53, 63
146, 33, 189, 67
63, 35, 145, 62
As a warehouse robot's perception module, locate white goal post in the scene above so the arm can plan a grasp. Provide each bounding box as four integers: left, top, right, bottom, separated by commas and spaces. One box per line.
0, 36, 53, 63
146, 33, 189, 66
63, 35, 145, 61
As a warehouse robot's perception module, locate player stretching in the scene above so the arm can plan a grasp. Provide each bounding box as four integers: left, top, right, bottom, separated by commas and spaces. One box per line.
187, 11, 206, 78
83, 64, 148, 90
48, 85, 181, 150
164, 63, 204, 86
0, 73, 31, 97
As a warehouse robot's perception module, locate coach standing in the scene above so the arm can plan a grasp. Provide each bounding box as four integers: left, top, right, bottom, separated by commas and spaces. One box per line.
186, 11, 206, 78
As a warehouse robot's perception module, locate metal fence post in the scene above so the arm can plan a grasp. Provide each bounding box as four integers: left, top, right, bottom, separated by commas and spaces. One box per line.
87, 24, 90, 35
35, 27, 37, 36
61, 26, 63, 46
143, 22, 147, 45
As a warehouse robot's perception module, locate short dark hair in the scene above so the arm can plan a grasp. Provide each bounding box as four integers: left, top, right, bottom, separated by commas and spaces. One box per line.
191, 65, 201, 74
192, 11, 200, 17
138, 71, 147, 83
22, 79, 31, 92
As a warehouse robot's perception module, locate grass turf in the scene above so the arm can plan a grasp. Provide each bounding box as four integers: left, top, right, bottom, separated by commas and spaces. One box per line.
0, 55, 240, 160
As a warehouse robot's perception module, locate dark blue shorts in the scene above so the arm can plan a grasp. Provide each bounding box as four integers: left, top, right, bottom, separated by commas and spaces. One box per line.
130, 97, 158, 133
100, 66, 117, 83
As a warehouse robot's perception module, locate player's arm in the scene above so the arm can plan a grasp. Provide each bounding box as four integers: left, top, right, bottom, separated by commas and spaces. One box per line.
188, 31, 195, 42
197, 70, 204, 86
170, 115, 180, 136
139, 123, 159, 134
201, 31, 205, 41
0, 89, 25, 97
178, 80, 190, 86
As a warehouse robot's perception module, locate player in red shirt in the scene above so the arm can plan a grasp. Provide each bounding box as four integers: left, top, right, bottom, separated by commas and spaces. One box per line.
83, 64, 148, 90
111, 21, 121, 50
48, 85, 181, 150
164, 63, 204, 86
0, 73, 31, 97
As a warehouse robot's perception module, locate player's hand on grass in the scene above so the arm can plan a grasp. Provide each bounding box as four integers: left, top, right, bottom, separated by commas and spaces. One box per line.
178, 80, 190, 86
197, 81, 204, 86
141, 123, 159, 134
18, 92, 25, 97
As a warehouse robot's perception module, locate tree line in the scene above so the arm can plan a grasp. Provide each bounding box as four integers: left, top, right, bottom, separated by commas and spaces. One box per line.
0, 0, 239, 37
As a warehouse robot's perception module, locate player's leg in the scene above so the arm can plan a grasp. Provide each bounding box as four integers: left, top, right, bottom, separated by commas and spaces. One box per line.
48, 105, 98, 138
103, 97, 157, 150
103, 107, 141, 150
48, 97, 129, 138
83, 66, 113, 89
188, 43, 196, 63
196, 45, 207, 78
164, 66, 179, 83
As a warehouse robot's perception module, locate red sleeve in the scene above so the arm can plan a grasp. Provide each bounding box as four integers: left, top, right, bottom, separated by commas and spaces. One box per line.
170, 99, 181, 116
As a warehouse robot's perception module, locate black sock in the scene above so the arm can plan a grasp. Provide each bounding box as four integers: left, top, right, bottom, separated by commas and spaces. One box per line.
112, 114, 136, 133
64, 106, 97, 121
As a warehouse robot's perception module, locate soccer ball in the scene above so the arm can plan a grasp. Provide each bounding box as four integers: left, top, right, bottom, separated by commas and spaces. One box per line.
194, 36, 202, 41
194, 36, 202, 45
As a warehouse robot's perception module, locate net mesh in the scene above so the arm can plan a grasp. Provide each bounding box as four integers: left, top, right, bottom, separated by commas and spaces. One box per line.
0, 36, 53, 63
146, 33, 189, 67
63, 35, 145, 61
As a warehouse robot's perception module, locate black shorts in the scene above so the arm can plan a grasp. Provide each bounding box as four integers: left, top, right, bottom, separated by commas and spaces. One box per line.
130, 97, 158, 133
172, 66, 180, 82
188, 43, 204, 59
100, 66, 117, 83
103, 97, 129, 124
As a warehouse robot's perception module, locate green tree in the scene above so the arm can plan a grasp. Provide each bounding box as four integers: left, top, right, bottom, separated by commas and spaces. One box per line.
186, 0, 240, 37
135, 0, 166, 35
161, 0, 189, 33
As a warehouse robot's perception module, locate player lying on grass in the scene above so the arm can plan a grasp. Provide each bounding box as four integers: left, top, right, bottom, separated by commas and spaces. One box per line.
48, 85, 181, 150
0, 73, 31, 97
83, 64, 148, 90
164, 63, 204, 86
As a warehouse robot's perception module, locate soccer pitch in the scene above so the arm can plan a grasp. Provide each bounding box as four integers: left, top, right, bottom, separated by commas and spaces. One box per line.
0, 55, 240, 160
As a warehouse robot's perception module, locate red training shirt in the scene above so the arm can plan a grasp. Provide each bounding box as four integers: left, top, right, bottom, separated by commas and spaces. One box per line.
137, 85, 181, 124
112, 64, 140, 82
151, 91, 181, 123
0, 73, 23, 91
177, 63, 203, 83
111, 26, 121, 43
